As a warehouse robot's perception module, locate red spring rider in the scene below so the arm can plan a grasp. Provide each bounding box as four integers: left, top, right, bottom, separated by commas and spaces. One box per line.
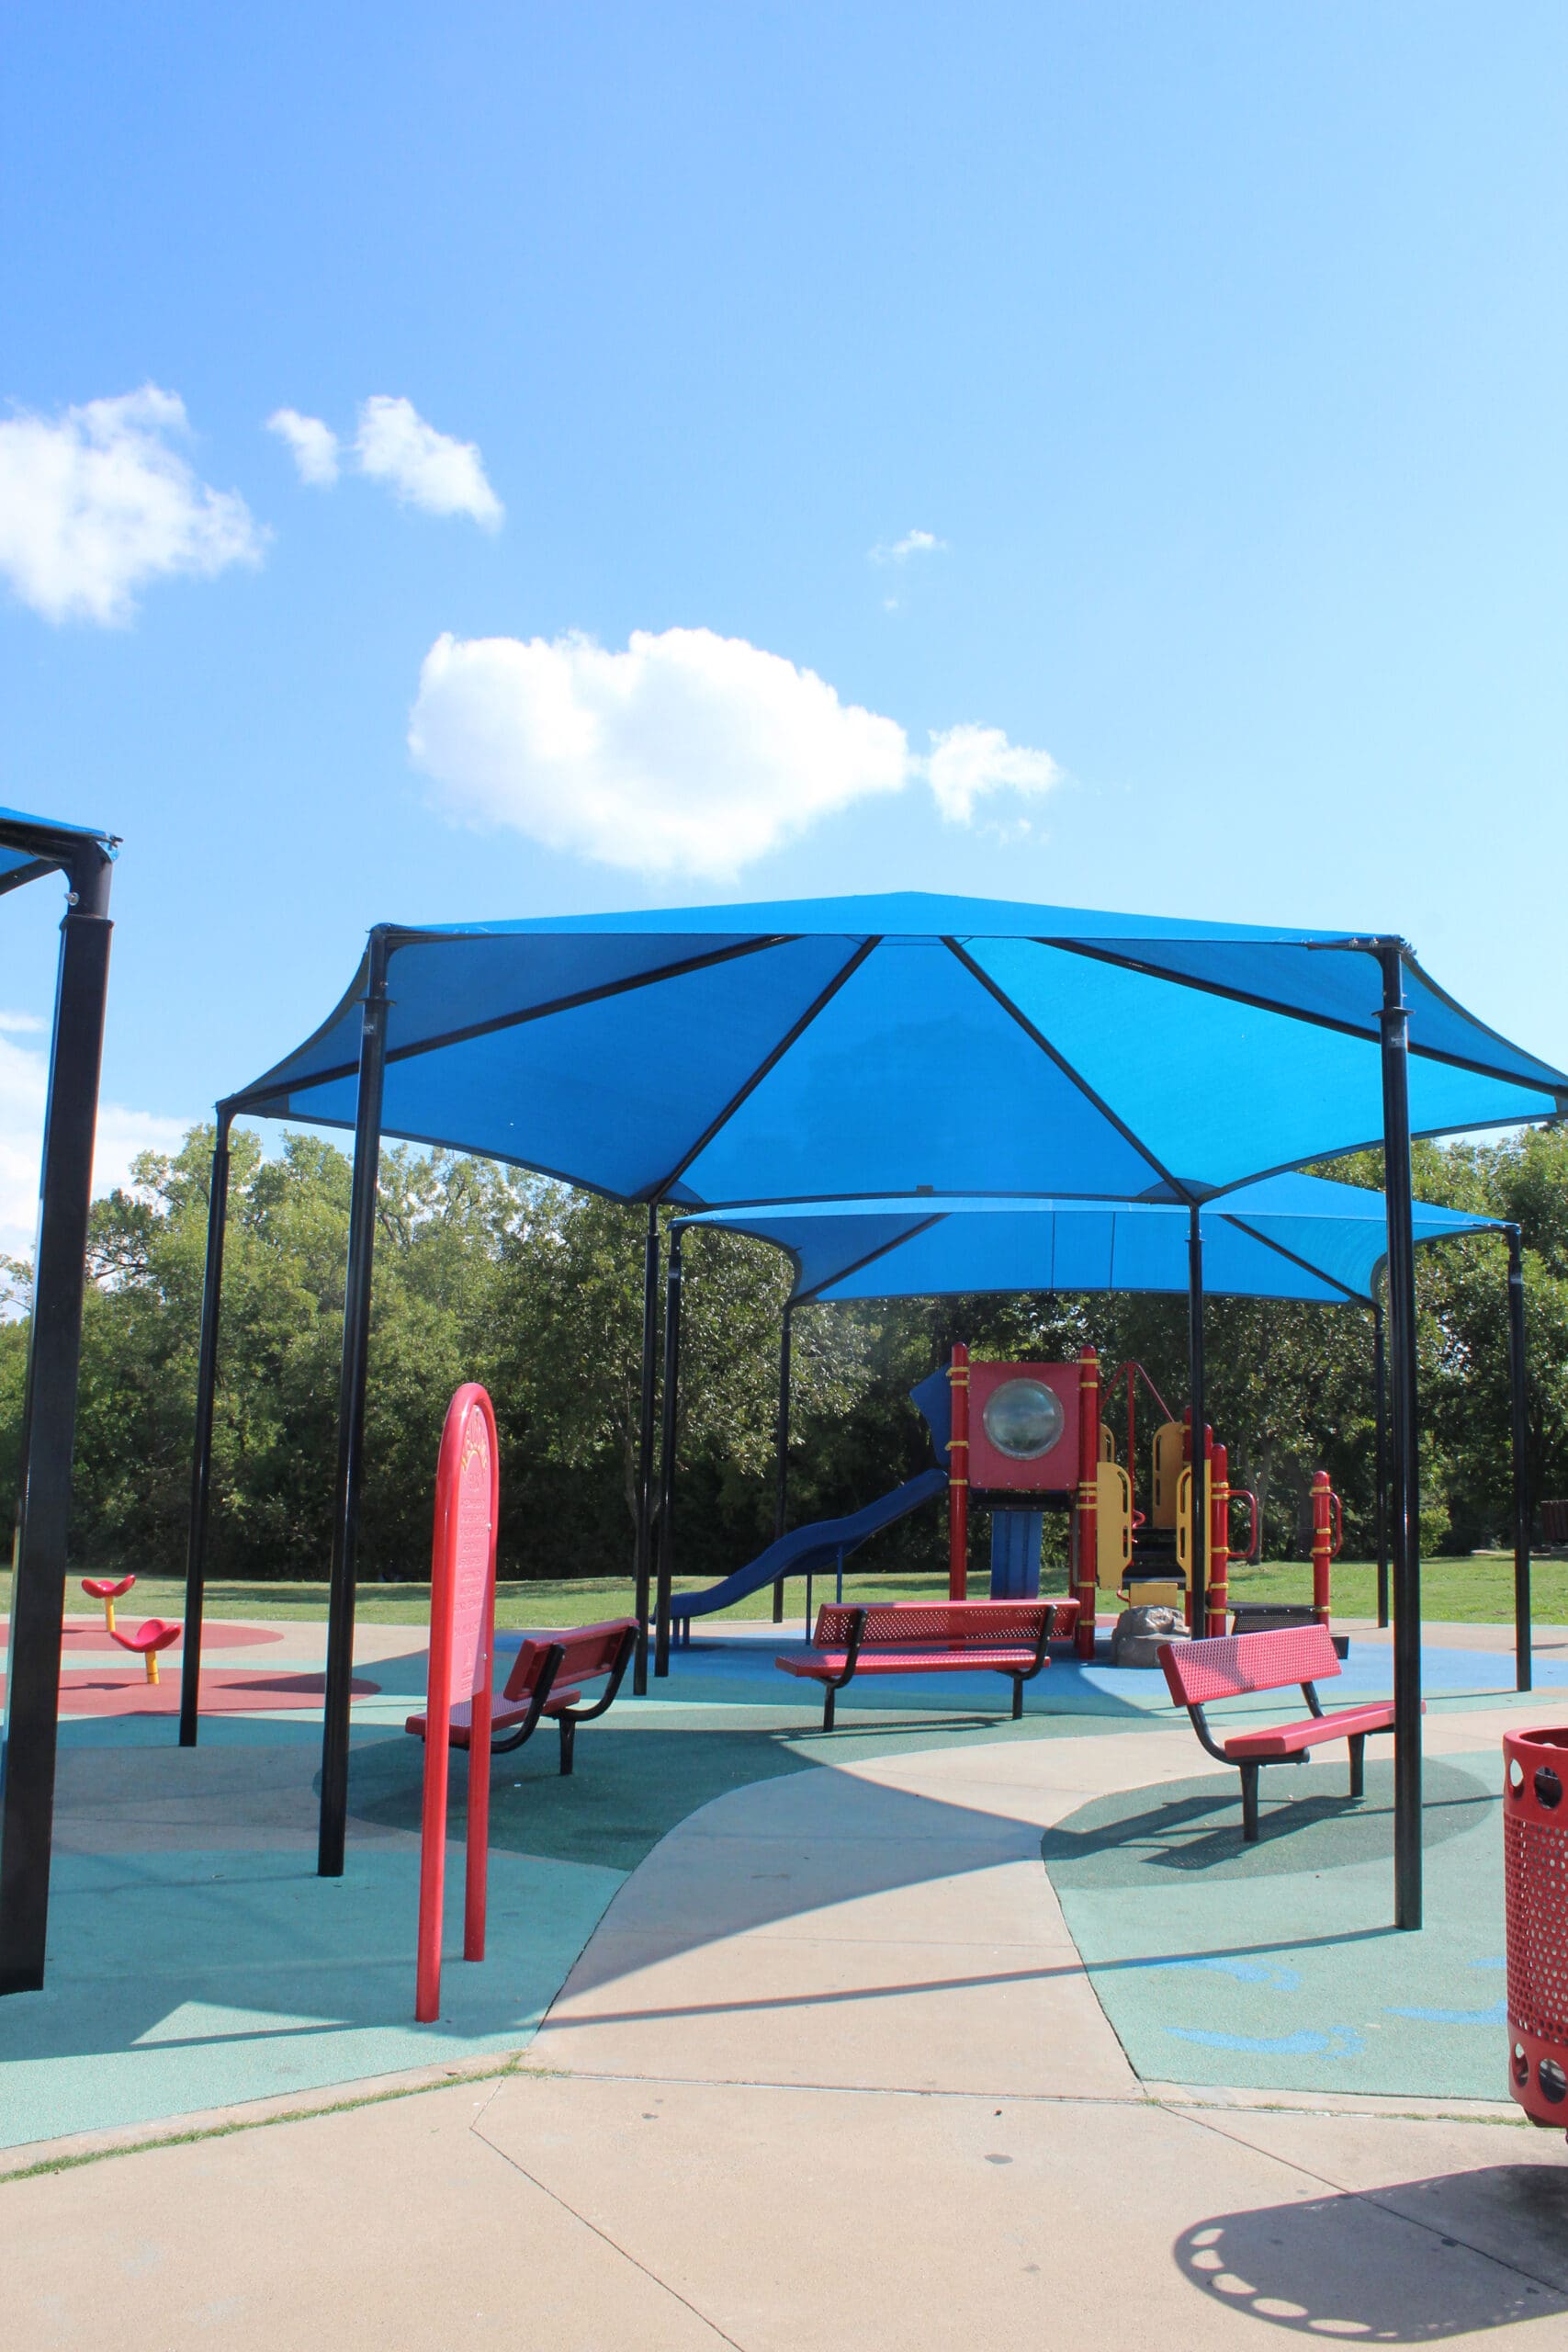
82, 1574, 136, 1636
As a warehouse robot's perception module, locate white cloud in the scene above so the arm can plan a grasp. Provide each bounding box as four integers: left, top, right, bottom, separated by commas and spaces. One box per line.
411, 627, 907, 876
0, 1018, 187, 1258
0, 386, 264, 625
409, 625, 1060, 876
925, 723, 1064, 824
354, 396, 502, 527
870, 528, 947, 564
266, 407, 340, 485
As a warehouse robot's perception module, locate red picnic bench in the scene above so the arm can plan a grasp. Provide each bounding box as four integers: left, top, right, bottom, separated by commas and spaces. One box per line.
407, 1617, 637, 1776
776, 1598, 1079, 1730
1158, 1623, 1417, 1842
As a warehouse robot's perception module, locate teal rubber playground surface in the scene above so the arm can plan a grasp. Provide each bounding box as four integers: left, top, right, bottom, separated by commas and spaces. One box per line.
1046, 1754, 1508, 2100
0, 1619, 1560, 2150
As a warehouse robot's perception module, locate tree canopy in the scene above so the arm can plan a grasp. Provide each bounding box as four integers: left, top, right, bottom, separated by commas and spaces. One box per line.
1, 1123, 1563, 1584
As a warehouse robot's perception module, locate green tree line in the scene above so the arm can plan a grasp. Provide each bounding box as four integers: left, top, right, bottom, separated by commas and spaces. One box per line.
0, 1124, 1563, 1585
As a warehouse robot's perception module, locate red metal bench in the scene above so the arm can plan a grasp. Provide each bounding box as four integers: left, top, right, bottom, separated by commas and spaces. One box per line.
1158, 1623, 1416, 1842
407, 1616, 637, 1776
776, 1598, 1077, 1730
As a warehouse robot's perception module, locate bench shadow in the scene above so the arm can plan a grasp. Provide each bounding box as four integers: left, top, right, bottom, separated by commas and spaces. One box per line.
1042, 1759, 1490, 1887
1174, 2169, 1568, 2335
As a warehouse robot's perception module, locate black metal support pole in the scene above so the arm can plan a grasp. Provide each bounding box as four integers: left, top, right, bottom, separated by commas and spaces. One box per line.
632, 1204, 660, 1696
178, 1105, 233, 1748
317, 931, 391, 1879
654, 1227, 682, 1678
772, 1304, 793, 1624
1372, 1295, 1389, 1630
1187, 1201, 1207, 1634
1379, 942, 1423, 1931
0, 842, 114, 1996
1508, 1226, 1531, 1694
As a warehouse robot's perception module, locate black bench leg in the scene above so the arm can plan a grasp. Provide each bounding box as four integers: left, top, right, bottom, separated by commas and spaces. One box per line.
1348, 1733, 1365, 1800
823, 1688, 836, 1733
1011, 1676, 1024, 1721
1240, 1762, 1260, 1843
558, 1715, 576, 1777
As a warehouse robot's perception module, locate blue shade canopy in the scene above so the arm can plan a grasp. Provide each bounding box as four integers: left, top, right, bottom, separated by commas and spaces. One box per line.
0, 807, 117, 899
230, 894, 1567, 1207
677, 1173, 1504, 1307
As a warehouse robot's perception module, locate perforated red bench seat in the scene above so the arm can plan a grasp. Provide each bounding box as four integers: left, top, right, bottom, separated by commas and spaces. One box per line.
406, 1689, 582, 1747
777, 1599, 1078, 1729
780, 1645, 1048, 1679
1221, 1700, 1397, 1760
1157, 1623, 1417, 1841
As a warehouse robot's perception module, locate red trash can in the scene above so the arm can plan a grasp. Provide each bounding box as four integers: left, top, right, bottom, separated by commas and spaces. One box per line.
1505, 1726, 1568, 2130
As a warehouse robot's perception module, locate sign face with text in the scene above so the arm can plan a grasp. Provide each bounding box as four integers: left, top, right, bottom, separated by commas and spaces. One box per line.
444, 1403, 493, 1713
416, 1383, 499, 2024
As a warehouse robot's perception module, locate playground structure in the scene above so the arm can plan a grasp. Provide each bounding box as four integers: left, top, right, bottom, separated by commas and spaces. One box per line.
672, 1182, 1513, 1678
667, 1328, 1343, 1663
947, 1342, 1287, 1656
953, 1342, 1263, 1648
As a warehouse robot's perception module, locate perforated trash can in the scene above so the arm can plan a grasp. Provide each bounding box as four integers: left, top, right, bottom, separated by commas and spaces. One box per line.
1505, 1726, 1568, 2129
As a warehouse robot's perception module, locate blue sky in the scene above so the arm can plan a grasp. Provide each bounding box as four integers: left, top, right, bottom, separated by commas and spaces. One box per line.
1, 2, 1563, 1237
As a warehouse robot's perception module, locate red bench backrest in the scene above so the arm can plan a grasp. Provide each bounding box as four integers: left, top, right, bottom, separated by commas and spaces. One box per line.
502, 1617, 637, 1702
813, 1600, 1066, 1650
1159, 1624, 1340, 1709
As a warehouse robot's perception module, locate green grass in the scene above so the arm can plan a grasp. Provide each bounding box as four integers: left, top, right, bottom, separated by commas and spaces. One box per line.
18, 1550, 1562, 1628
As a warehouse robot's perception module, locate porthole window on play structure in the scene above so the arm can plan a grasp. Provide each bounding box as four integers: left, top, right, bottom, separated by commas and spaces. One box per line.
980, 1378, 1066, 1461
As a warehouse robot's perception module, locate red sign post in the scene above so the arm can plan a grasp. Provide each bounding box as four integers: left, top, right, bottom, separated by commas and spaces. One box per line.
415, 1384, 499, 2024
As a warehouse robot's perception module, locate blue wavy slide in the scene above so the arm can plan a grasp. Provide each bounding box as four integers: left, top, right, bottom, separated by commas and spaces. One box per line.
668, 1464, 949, 1630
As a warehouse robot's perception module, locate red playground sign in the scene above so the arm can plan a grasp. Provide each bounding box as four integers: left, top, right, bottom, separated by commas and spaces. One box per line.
415, 1384, 499, 2023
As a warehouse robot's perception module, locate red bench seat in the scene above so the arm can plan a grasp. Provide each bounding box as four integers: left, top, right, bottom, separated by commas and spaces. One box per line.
406, 1688, 583, 1748
784, 1645, 1047, 1678
777, 1599, 1078, 1729
1221, 1701, 1404, 1760
1158, 1624, 1417, 1841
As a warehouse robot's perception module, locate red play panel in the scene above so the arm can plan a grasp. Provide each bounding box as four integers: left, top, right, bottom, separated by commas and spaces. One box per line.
52, 1668, 381, 1717
0, 1621, 284, 1653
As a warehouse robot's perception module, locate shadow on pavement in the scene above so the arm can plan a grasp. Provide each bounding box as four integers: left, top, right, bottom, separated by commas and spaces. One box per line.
1174, 2165, 1568, 2335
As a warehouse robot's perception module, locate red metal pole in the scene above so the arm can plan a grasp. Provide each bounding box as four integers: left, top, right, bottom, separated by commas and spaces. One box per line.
1311, 1469, 1334, 1626
463, 1433, 499, 1963
948, 1343, 969, 1601
1207, 1442, 1230, 1636
1076, 1349, 1100, 1660
415, 1591, 453, 2025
